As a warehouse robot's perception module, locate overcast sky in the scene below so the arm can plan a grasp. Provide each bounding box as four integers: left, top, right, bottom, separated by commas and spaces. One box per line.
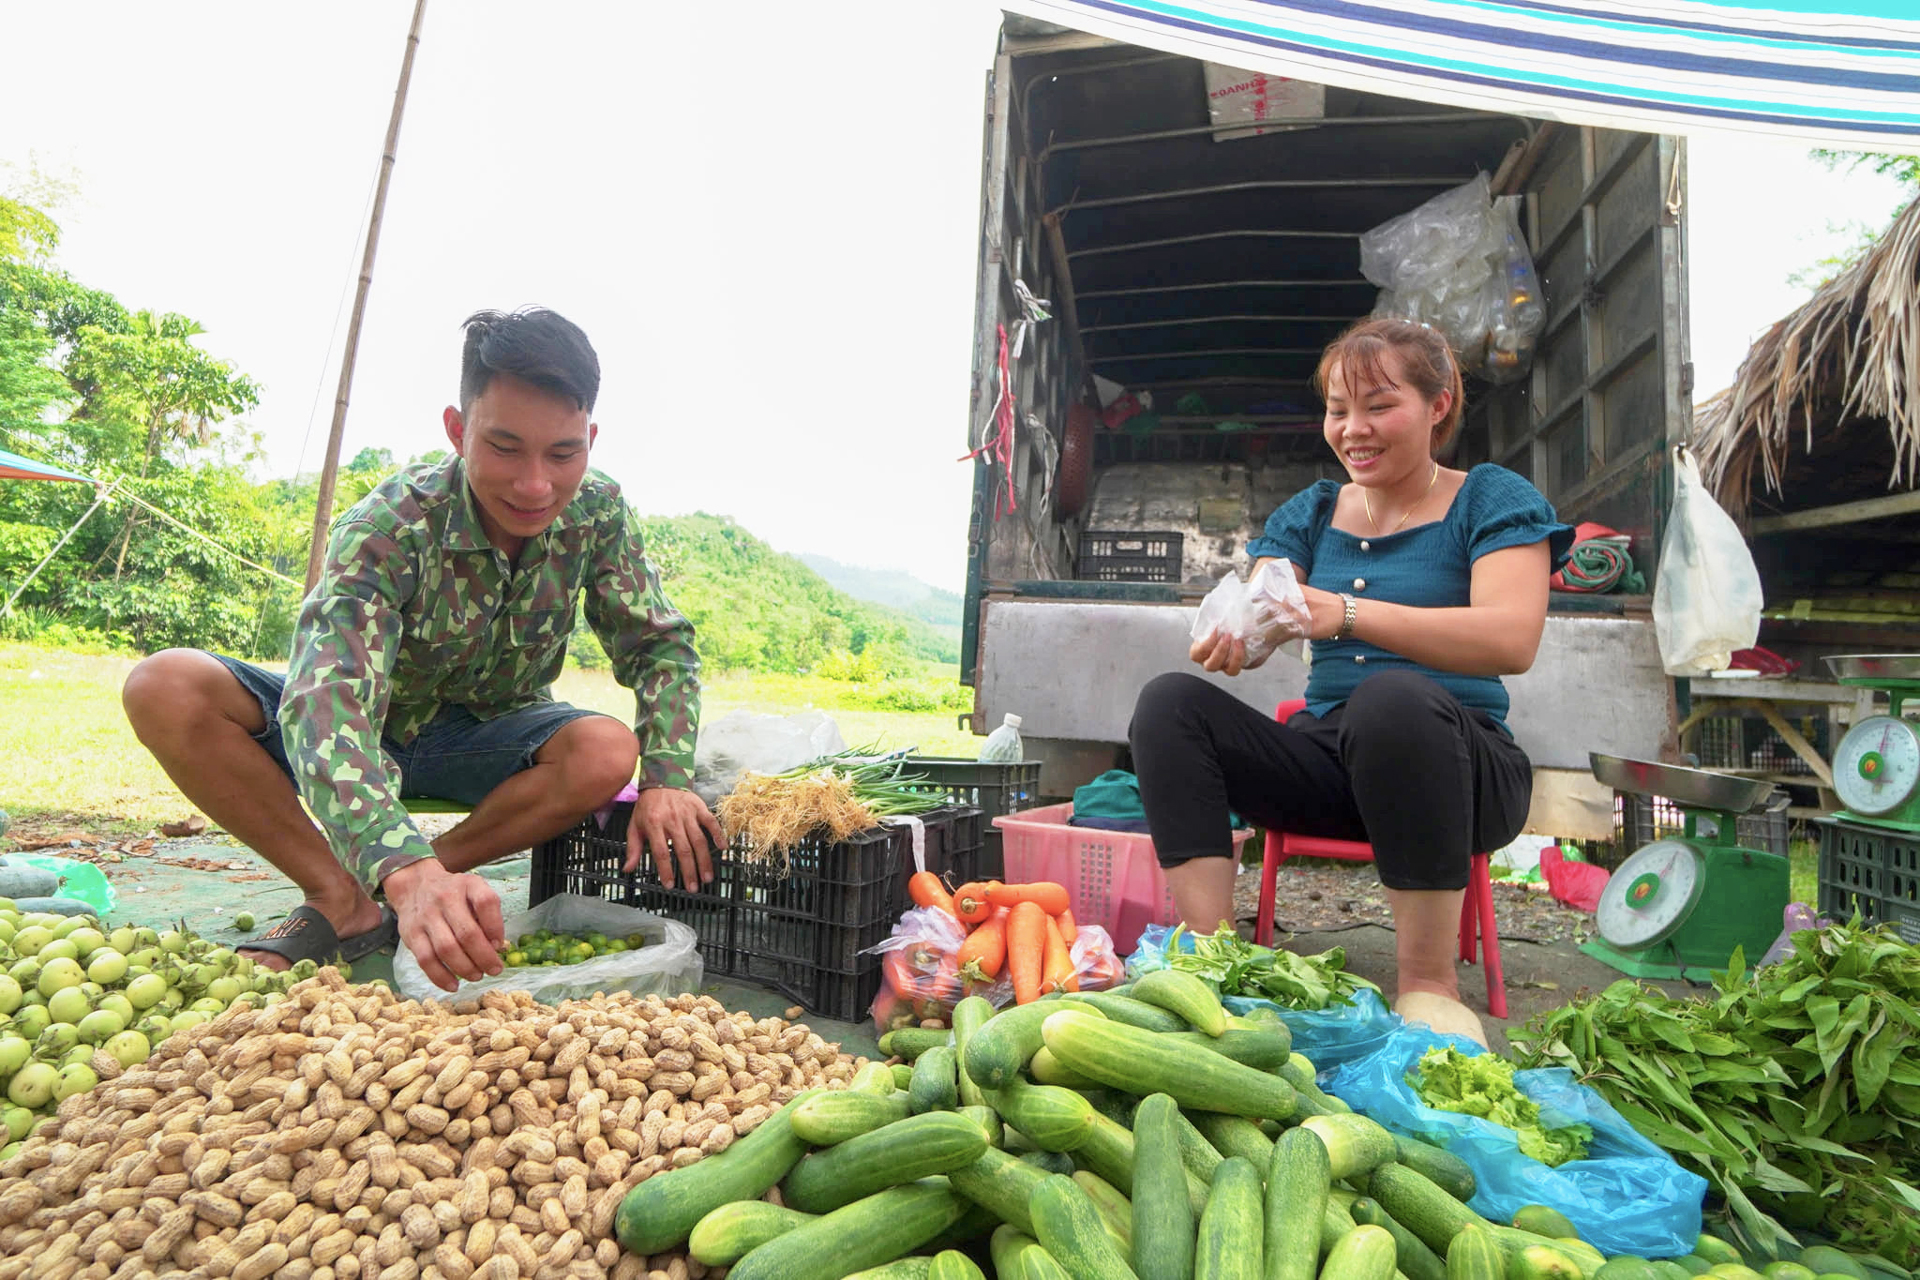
3, 3, 1910, 594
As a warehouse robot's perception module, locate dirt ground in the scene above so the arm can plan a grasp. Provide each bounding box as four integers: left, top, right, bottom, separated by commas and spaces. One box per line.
3, 814, 1678, 1058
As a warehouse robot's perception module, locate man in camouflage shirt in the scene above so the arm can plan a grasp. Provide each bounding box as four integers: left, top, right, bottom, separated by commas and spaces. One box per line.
122, 308, 722, 991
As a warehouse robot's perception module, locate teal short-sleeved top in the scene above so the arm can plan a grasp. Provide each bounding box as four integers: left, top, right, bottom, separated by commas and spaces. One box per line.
1246, 463, 1574, 728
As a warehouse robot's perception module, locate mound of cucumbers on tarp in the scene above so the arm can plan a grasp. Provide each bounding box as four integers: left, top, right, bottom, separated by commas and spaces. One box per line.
611, 968, 1908, 1280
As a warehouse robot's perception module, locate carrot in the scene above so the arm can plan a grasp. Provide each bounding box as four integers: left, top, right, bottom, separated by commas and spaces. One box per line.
953, 881, 1000, 925
1040, 915, 1077, 994
1054, 906, 1078, 944
986, 881, 1071, 916
909, 870, 960, 921
956, 907, 1009, 984
1006, 901, 1048, 1005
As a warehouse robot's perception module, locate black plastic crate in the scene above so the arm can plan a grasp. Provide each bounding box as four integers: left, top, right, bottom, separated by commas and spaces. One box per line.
1817, 818, 1920, 945
531, 803, 980, 1021
1619, 788, 1791, 857
884, 807, 985, 915
902, 758, 1041, 880
1078, 530, 1183, 583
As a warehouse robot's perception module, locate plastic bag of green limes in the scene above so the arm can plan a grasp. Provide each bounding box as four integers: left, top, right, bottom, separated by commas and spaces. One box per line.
391, 893, 700, 1006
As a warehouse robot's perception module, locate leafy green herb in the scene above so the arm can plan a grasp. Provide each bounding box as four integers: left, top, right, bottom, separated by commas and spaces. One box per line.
1160, 922, 1380, 1010
1407, 1046, 1592, 1167
1509, 919, 1920, 1265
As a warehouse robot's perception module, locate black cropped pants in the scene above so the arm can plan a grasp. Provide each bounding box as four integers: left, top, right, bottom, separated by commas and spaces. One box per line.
1127, 669, 1533, 891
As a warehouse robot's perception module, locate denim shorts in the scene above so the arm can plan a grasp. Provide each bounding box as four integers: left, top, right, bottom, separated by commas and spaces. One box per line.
212, 654, 609, 806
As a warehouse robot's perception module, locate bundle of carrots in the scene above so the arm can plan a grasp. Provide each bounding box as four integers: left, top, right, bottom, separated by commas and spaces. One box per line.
905, 871, 1123, 1006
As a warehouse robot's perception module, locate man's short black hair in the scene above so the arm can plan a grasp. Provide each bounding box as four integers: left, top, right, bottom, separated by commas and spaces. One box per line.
459, 307, 600, 414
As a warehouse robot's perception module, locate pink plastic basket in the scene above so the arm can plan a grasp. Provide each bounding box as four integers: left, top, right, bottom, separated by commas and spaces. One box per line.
992, 803, 1256, 953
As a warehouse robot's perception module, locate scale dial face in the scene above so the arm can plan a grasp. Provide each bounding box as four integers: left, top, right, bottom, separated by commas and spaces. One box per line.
1833, 715, 1920, 817
1596, 838, 1708, 951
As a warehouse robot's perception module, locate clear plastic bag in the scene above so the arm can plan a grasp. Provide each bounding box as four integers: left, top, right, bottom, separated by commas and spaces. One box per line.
394, 893, 702, 1005
1480, 196, 1546, 384
866, 905, 1126, 1032
1323, 1023, 1708, 1258
1191, 559, 1311, 667
690, 709, 846, 804
1652, 446, 1763, 675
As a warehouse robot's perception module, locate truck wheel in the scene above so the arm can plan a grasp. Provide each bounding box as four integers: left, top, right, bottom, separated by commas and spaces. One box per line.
1055, 402, 1095, 520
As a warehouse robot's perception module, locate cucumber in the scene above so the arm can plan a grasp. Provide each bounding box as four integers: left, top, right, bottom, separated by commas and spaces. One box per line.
983, 1077, 1098, 1151
1323, 1197, 1360, 1260
1189, 1112, 1275, 1170
1351, 1197, 1446, 1280
855, 1060, 903, 1093
1391, 1136, 1475, 1203
954, 996, 995, 1109
1511, 1246, 1585, 1280
1299, 1115, 1399, 1182
1596, 1262, 1667, 1280
1667, 1258, 1712, 1276
1031, 1173, 1144, 1280
1164, 1026, 1296, 1071
1486, 1227, 1588, 1273
1133, 1094, 1198, 1280
1195, 1156, 1263, 1280
1694, 1240, 1746, 1269
1072, 1170, 1135, 1248
1062, 990, 1192, 1033
994, 1225, 1043, 1280
1041, 1012, 1299, 1122
1266, 1125, 1331, 1280
847, 1262, 935, 1280
782, 1113, 990, 1214
1657, 1264, 1700, 1280
1021, 1150, 1079, 1177
1172, 1108, 1226, 1184
949, 1146, 1051, 1236
1030, 1046, 1101, 1090
912, 1046, 961, 1113
1322, 1225, 1399, 1280
883, 1027, 958, 1061
893, 1064, 919, 1090
1555, 1239, 1608, 1276
967, 999, 1104, 1090
1074, 1109, 1139, 1195
923, 1200, 1005, 1255
1446, 1226, 1505, 1280
1796, 1252, 1870, 1280
1281, 1055, 1352, 1115
1763, 1266, 1818, 1280
688, 1200, 817, 1265
1131, 970, 1229, 1036
728, 1179, 971, 1280
1510, 1208, 1578, 1241
1364, 1163, 1495, 1258
790, 1090, 913, 1145
959, 1103, 1005, 1148
1025, 1248, 1076, 1280
931, 1251, 991, 1280
615, 1088, 817, 1254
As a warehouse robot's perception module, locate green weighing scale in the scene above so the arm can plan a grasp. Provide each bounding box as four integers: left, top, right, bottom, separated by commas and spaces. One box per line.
1580, 753, 1789, 981
1822, 654, 1920, 832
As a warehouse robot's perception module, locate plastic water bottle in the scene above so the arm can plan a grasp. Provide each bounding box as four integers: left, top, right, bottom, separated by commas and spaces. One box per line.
979, 713, 1025, 763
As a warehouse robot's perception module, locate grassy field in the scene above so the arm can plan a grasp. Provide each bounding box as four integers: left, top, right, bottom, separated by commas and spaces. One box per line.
0, 642, 979, 833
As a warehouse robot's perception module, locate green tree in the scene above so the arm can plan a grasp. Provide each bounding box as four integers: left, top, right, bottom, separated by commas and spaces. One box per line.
1792, 151, 1920, 289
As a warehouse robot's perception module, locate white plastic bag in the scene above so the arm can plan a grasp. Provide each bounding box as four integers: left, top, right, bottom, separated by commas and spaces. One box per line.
690, 709, 845, 805
1191, 559, 1312, 667
393, 893, 703, 1005
1652, 446, 1762, 676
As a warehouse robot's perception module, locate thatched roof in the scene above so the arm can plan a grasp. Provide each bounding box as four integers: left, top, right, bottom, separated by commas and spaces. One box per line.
1693, 197, 1920, 522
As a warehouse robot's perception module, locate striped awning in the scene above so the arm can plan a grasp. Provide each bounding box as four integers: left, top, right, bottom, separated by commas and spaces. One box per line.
1000, 1, 1920, 151
0, 448, 88, 483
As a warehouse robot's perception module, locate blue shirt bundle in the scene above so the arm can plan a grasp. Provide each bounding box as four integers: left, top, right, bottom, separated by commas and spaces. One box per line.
1247, 464, 1574, 728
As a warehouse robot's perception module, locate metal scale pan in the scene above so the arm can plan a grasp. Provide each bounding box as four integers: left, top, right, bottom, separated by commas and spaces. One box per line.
1589, 753, 1776, 813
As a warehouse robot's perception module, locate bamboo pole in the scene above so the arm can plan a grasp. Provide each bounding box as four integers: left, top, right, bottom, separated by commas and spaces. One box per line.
305, 0, 429, 592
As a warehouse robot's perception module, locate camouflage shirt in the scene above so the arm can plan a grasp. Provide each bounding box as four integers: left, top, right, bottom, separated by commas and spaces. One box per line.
281, 456, 699, 891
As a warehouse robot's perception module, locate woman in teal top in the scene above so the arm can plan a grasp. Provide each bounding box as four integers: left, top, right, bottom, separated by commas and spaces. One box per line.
1129, 317, 1571, 1046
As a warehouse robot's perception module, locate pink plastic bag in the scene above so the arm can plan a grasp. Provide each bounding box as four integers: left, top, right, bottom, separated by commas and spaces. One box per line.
1540, 846, 1610, 913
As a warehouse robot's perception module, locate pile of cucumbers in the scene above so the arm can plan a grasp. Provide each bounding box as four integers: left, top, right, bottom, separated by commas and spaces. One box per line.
611, 971, 1911, 1280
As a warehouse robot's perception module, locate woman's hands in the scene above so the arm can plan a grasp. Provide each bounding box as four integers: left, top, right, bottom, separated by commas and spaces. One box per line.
1298, 584, 1348, 641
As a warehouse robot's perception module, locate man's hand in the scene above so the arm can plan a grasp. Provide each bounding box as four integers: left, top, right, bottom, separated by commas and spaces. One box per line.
383, 859, 505, 992
628, 786, 727, 888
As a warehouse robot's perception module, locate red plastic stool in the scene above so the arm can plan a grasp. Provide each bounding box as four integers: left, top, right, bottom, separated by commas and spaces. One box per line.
1252, 699, 1508, 1019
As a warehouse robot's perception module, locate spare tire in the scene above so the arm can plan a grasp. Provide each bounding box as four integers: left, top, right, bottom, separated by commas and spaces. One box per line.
1055, 403, 1096, 520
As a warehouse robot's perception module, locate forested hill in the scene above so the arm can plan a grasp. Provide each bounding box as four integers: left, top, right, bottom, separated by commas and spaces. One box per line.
797, 553, 963, 652
630, 514, 960, 672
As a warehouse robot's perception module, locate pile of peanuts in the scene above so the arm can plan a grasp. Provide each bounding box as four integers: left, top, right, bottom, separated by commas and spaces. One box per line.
0, 969, 864, 1280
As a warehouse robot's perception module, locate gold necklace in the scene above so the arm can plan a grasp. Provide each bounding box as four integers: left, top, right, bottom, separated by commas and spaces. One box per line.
1364, 462, 1440, 534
